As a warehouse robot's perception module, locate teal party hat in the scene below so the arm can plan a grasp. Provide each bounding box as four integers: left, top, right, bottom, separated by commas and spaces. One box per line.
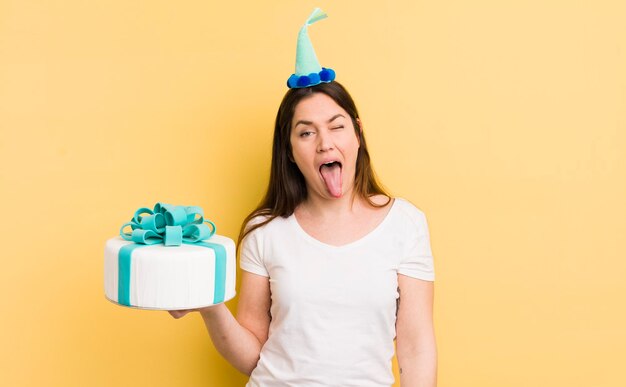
287, 8, 336, 88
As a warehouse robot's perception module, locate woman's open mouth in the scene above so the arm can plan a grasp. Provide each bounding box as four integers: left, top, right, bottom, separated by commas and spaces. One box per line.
319, 161, 343, 198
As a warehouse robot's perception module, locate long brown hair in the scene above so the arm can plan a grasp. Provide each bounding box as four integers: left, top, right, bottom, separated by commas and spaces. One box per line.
237, 81, 390, 246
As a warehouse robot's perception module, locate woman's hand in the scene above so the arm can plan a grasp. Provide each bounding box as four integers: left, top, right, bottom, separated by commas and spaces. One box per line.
168, 305, 218, 319
168, 309, 194, 319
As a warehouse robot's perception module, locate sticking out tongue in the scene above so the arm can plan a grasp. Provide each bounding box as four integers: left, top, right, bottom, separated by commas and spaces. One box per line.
320, 162, 342, 198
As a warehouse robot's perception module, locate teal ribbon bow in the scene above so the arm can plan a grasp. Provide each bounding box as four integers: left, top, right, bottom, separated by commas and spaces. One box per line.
119, 203, 216, 246
116, 203, 226, 307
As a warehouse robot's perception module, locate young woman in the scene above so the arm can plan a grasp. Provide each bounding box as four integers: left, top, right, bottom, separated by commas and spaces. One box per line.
171, 81, 437, 387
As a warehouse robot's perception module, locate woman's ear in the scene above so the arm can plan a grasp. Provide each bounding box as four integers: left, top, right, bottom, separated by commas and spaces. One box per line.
356, 118, 363, 147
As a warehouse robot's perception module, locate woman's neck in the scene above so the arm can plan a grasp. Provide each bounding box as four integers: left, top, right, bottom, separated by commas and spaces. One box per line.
298, 190, 364, 219
293, 192, 394, 247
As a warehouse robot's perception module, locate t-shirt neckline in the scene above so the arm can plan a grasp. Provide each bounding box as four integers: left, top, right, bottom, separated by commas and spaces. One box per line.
288, 198, 398, 250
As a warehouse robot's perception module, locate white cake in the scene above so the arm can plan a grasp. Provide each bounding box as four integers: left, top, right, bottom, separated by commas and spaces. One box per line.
104, 234, 236, 310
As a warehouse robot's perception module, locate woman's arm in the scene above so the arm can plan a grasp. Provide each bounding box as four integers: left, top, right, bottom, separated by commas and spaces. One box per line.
396, 274, 437, 387
170, 270, 271, 375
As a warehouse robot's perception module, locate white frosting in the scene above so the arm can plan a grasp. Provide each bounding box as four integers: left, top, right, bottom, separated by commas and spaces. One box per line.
104, 235, 236, 310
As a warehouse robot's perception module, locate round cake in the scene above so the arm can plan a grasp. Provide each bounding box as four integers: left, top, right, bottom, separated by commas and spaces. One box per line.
104, 203, 236, 310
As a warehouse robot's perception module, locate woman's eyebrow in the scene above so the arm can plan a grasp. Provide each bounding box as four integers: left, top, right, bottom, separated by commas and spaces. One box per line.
294, 114, 345, 128
294, 119, 313, 128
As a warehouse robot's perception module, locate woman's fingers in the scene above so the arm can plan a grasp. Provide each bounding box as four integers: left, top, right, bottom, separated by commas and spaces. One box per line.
168, 309, 192, 319
169, 304, 220, 319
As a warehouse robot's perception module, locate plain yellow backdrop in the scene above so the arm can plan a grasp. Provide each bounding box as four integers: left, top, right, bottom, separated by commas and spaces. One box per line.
1, 0, 625, 386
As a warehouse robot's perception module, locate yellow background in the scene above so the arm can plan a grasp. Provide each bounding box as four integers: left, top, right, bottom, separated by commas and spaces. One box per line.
1, 0, 625, 386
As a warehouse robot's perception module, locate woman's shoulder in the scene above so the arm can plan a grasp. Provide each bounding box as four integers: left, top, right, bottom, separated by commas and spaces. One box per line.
368, 194, 392, 206
243, 212, 292, 237
390, 197, 428, 223
245, 213, 272, 228
364, 195, 425, 216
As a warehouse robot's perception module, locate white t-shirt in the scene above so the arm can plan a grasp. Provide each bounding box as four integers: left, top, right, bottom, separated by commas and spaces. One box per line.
240, 198, 435, 387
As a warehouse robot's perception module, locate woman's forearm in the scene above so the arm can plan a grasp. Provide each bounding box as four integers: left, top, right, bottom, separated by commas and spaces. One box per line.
199, 304, 263, 375
398, 348, 437, 387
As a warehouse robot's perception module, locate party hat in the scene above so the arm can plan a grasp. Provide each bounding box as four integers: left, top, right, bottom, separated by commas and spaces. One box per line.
287, 8, 336, 88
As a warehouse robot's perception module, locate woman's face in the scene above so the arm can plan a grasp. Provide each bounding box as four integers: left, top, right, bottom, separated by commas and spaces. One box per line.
290, 92, 360, 200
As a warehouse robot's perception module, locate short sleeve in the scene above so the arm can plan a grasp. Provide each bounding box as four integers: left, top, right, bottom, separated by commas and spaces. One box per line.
397, 201, 435, 281
239, 220, 269, 277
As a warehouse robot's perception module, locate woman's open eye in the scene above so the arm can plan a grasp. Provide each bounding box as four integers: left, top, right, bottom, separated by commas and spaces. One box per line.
299, 131, 314, 137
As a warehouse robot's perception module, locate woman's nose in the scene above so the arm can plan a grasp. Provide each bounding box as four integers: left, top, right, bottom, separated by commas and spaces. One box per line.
316, 130, 334, 153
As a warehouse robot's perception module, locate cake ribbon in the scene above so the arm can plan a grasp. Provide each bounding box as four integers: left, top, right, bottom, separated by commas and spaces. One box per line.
119, 203, 216, 246
116, 203, 227, 307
